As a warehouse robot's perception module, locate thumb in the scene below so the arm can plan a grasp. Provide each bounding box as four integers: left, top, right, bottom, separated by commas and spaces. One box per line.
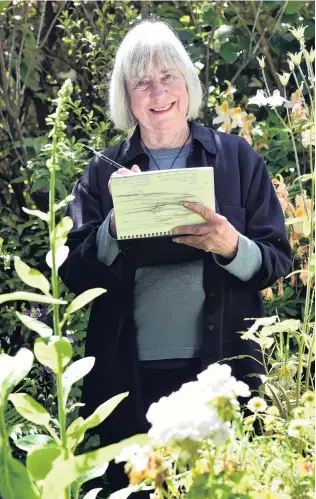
131, 164, 141, 172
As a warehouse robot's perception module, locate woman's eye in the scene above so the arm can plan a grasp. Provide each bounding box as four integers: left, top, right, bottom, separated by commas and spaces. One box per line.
164, 74, 175, 81
135, 80, 147, 88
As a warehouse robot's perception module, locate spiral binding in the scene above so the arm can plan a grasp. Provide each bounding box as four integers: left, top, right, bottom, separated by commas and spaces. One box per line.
120, 231, 172, 240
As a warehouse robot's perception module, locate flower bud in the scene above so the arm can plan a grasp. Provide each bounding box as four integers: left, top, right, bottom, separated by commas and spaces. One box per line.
304, 48, 315, 63
256, 56, 265, 69
277, 72, 290, 86
289, 25, 307, 42
288, 52, 302, 66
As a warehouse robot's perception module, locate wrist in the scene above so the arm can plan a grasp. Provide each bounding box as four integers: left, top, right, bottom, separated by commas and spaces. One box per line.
220, 233, 239, 260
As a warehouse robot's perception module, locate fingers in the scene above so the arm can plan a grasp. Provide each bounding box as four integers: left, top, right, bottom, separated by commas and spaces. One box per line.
172, 223, 209, 236
108, 165, 141, 195
183, 202, 221, 223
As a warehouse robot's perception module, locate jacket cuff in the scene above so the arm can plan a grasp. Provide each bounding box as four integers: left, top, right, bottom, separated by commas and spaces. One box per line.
213, 233, 262, 281
96, 210, 120, 266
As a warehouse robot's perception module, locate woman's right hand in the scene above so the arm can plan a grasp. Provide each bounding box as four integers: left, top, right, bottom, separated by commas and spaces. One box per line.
108, 165, 141, 237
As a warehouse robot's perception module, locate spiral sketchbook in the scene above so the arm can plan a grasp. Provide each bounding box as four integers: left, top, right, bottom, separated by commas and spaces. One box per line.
110, 167, 215, 240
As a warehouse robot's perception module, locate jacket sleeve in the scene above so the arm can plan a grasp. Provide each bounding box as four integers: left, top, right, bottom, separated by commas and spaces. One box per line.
228, 154, 292, 292
58, 158, 124, 295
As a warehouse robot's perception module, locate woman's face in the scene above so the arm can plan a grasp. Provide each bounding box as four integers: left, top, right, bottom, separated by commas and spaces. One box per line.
126, 59, 189, 131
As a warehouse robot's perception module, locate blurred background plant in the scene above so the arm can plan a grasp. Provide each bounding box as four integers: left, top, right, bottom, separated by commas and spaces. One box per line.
0, 0, 314, 465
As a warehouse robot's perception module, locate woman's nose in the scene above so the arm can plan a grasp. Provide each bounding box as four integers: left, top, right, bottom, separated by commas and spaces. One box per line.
150, 82, 166, 98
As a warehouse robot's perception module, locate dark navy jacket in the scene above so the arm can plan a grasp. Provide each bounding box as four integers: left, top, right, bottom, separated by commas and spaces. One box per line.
59, 121, 291, 447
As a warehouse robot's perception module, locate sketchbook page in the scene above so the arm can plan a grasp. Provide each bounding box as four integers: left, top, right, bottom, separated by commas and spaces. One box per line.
110, 167, 215, 240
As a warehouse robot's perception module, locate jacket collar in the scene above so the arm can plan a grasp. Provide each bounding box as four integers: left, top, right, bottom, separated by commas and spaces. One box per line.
120, 120, 217, 164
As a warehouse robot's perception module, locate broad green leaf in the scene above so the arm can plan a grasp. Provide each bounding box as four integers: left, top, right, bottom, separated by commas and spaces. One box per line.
16, 312, 52, 338
285, 1, 302, 13
0, 455, 39, 499
46, 245, 69, 270
14, 258, 50, 296
0, 292, 67, 306
66, 417, 85, 451
0, 348, 33, 398
71, 464, 108, 498
9, 393, 50, 426
82, 489, 103, 499
51, 216, 73, 248
66, 393, 128, 452
42, 434, 150, 498
85, 392, 129, 431
65, 288, 106, 316
22, 207, 49, 221
220, 43, 239, 63
62, 357, 95, 405
34, 336, 73, 373
27, 445, 63, 482
14, 435, 55, 452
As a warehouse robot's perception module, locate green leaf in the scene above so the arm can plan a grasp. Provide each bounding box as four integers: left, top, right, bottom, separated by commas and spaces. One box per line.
9, 393, 50, 426
16, 312, 52, 338
220, 43, 239, 63
0, 349, 34, 399
71, 464, 108, 499
0, 456, 40, 499
65, 288, 106, 316
46, 245, 69, 270
0, 292, 67, 306
66, 417, 85, 451
41, 434, 150, 498
14, 435, 55, 452
27, 445, 63, 482
284, 1, 302, 13
22, 207, 49, 221
14, 258, 50, 295
62, 357, 95, 406
54, 195, 75, 212
51, 216, 73, 248
85, 392, 128, 431
82, 489, 103, 499
30, 177, 49, 194
34, 336, 73, 373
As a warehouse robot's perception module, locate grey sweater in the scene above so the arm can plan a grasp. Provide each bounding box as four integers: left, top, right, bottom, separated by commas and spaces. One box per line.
96, 144, 262, 361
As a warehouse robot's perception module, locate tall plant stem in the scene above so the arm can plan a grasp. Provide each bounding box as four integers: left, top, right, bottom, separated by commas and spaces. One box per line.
48, 127, 69, 499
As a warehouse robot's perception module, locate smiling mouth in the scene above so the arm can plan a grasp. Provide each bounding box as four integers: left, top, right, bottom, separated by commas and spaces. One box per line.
150, 102, 175, 113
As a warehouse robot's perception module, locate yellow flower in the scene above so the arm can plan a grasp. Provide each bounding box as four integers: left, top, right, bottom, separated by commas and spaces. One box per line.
230, 107, 247, 128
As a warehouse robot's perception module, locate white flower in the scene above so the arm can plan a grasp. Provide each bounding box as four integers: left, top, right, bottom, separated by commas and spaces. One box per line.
247, 397, 267, 413
301, 126, 315, 148
267, 90, 288, 107
288, 52, 302, 66
288, 419, 313, 438
289, 25, 307, 42
304, 48, 315, 63
146, 363, 248, 447
248, 90, 268, 107
285, 89, 304, 109
115, 444, 153, 472
256, 56, 265, 69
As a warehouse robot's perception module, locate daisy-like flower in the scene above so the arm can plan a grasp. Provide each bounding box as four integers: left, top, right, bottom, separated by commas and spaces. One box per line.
266, 405, 279, 416
292, 406, 306, 419
247, 397, 267, 413
288, 419, 312, 438
301, 390, 315, 407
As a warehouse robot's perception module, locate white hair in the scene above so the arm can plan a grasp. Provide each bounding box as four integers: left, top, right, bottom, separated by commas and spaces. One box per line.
109, 20, 203, 130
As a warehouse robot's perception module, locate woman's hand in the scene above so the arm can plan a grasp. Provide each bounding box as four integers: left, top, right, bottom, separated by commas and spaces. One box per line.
108, 165, 141, 237
172, 201, 239, 259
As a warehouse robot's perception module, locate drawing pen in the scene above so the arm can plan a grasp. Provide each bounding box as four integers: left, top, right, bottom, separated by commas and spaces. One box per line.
82, 144, 125, 170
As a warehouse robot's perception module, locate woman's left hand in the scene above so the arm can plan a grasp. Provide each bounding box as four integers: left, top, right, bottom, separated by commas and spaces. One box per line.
172, 202, 239, 259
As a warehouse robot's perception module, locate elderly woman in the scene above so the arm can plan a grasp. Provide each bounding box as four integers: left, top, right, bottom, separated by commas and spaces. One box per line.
60, 19, 291, 495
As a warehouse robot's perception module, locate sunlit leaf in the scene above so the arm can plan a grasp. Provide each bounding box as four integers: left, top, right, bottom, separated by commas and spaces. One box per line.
62, 357, 95, 405
14, 435, 55, 452
34, 336, 73, 373
27, 445, 63, 482
0, 348, 34, 398
9, 393, 50, 426
0, 292, 67, 306
22, 207, 49, 221
14, 258, 50, 295
85, 392, 128, 431
82, 489, 103, 499
51, 216, 73, 248
65, 288, 106, 316
46, 246, 69, 270
41, 434, 150, 498
16, 312, 52, 338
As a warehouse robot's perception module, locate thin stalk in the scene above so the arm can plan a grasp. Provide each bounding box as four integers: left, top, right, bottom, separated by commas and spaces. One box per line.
0, 408, 14, 499
298, 65, 314, 113
296, 338, 304, 405
305, 327, 315, 392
